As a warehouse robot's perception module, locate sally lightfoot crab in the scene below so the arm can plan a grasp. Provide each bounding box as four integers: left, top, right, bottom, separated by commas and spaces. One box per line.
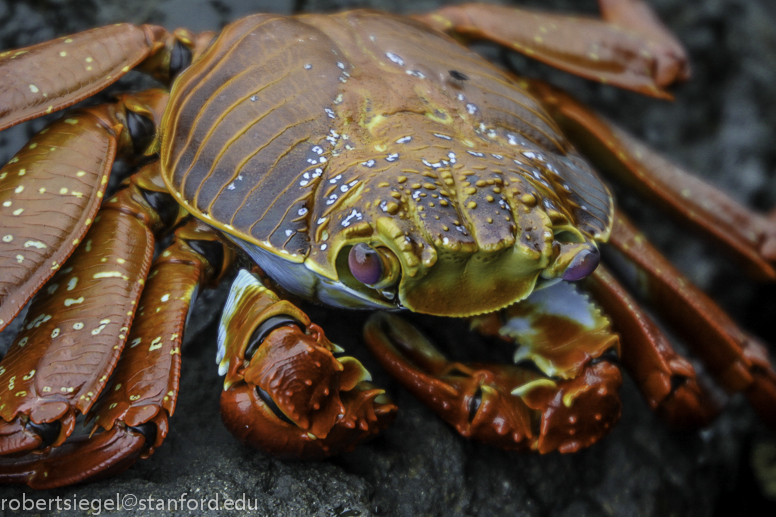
0, 0, 774, 489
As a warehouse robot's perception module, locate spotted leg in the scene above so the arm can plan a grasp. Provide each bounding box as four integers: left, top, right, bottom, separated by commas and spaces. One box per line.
365, 281, 622, 454
414, 0, 689, 98
0, 219, 232, 489
218, 270, 397, 459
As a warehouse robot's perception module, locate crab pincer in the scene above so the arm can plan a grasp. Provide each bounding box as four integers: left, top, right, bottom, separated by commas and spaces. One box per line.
218, 270, 396, 459
365, 281, 623, 454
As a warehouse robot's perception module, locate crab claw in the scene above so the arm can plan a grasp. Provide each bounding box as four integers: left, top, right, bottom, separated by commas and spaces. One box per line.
365, 282, 623, 453
218, 270, 396, 459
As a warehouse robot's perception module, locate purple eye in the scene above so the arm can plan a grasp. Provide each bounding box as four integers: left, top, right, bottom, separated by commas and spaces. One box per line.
348, 243, 384, 285
562, 246, 600, 281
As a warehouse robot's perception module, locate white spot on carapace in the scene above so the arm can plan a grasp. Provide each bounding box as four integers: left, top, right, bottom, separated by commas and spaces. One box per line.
130, 337, 142, 347
396, 136, 412, 144
51, 328, 60, 338
15, 255, 23, 263
304, 63, 312, 70
325, 108, 335, 118
149, 337, 162, 351
298, 207, 308, 216
2, 235, 12, 242
433, 133, 452, 140
386, 153, 399, 162
64, 297, 84, 306
466, 103, 478, 115
2, 201, 10, 207
14, 185, 23, 194
406, 70, 425, 79
161, 294, 170, 302
386, 52, 404, 66
321, 243, 328, 251
73, 322, 84, 330
24, 240, 47, 249
12, 209, 23, 216
29, 84, 39, 93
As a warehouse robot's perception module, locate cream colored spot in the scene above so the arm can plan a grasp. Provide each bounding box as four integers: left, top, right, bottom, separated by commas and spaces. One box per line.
85, 239, 92, 252
64, 118, 78, 125
86, 66, 93, 71
15, 255, 23, 263
117, 258, 126, 264
73, 322, 84, 330
45, 105, 53, 114
161, 294, 170, 302
65, 38, 73, 43
149, 337, 162, 351
51, 328, 60, 338
2, 235, 12, 242
1, 201, 9, 207
85, 57, 93, 63
29, 143, 36, 149
59, 51, 67, 57
67, 277, 78, 290
24, 240, 47, 249
64, 297, 84, 307
14, 185, 23, 193
76, 171, 86, 177
29, 84, 39, 93
12, 208, 23, 216
39, 188, 46, 194
72, 191, 83, 198
43, 386, 51, 392
18, 169, 25, 176
115, 383, 122, 391
59, 188, 68, 194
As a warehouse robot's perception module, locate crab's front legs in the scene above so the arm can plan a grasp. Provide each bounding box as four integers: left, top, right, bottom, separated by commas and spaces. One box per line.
218, 270, 397, 459
365, 282, 622, 454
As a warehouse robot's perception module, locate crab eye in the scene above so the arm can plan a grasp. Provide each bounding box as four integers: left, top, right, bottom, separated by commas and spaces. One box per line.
348, 243, 384, 286
562, 245, 600, 281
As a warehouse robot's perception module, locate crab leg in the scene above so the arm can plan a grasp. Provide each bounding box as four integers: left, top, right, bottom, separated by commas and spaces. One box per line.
414, 0, 689, 98
0, 220, 232, 489
218, 270, 397, 459
604, 213, 776, 429
584, 265, 721, 428
528, 80, 776, 281
0, 23, 213, 132
0, 90, 171, 333
365, 281, 622, 454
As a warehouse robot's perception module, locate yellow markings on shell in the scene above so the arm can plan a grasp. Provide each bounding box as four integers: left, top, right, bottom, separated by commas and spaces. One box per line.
51, 261, 59, 270
59, 51, 67, 57
73, 322, 84, 330
64, 297, 84, 307
130, 337, 142, 347
130, 395, 141, 401
114, 383, 122, 391
29, 143, 37, 149
15, 391, 27, 397
24, 240, 47, 249
60, 387, 74, 393
29, 84, 39, 93
85, 57, 93, 63
16, 255, 23, 263
59, 188, 68, 195
2, 235, 12, 242
39, 188, 46, 194
45, 106, 53, 114
14, 185, 23, 193
64, 118, 78, 125
91, 319, 110, 335
76, 171, 86, 177
72, 191, 83, 198
18, 169, 25, 176
161, 294, 170, 302
67, 277, 78, 290
42, 386, 51, 392
51, 328, 60, 338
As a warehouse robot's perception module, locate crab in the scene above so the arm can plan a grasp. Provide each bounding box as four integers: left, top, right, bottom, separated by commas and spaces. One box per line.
0, 0, 774, 492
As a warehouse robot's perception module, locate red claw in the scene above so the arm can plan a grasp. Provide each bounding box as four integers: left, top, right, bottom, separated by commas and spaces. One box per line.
365, 312, 622, 453
217, 271, 396, 458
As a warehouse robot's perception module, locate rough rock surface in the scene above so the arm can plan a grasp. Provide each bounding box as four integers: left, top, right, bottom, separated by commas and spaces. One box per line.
0, 0, 775, 515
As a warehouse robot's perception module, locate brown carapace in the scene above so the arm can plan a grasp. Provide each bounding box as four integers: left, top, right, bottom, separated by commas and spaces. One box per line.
0, 0, 774, 488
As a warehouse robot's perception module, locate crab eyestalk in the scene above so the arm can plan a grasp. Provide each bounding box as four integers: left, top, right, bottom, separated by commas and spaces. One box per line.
218, 270, 396, 459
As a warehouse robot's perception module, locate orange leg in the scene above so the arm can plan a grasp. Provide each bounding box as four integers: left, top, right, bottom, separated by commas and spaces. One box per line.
218, 270, 397, 459
414, 0, 689, 98
365, 281, 622, 454
528, 80, 776, 281
0, 220, 231, 488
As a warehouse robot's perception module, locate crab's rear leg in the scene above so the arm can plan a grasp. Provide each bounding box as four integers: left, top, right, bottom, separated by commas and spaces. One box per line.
0, 218, 232, 488
0, 22, 213, 132
365, 281, 622, 454
530, 81, 776, 281
414, 0, 688, 98
218, 270, 397, 459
